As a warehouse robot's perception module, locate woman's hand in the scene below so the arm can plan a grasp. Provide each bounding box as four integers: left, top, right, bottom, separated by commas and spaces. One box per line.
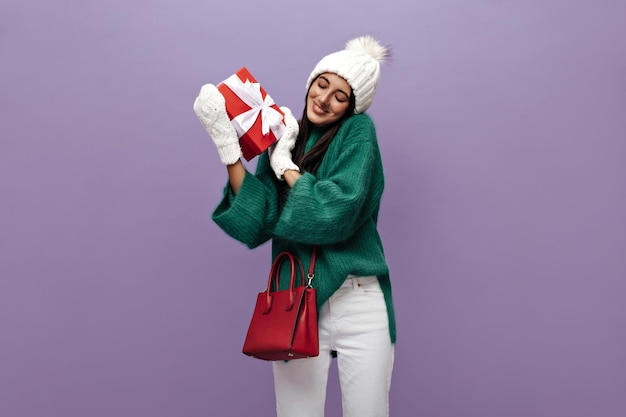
283, 169, 302, 188
269, 107, 300, 180
193, 84, 242, 165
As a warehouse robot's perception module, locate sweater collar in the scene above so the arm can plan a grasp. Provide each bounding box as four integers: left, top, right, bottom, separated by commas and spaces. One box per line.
305, 125, 328, 152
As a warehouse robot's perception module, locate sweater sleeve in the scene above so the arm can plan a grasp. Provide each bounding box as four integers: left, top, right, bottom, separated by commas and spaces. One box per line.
273, 115, 384, 245
211, 152, 280, 248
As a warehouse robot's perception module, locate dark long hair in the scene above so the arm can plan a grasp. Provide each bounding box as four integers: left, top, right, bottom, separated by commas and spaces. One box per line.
277, 78, 356, 205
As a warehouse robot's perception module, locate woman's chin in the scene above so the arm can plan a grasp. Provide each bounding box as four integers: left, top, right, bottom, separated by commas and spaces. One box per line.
307, 111, 331, 127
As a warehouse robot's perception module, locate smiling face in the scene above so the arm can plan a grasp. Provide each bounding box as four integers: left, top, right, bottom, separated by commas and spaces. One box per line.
306, 73, 352, 127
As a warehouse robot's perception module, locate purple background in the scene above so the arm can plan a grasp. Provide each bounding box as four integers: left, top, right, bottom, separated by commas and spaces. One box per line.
1, 1, 625, 416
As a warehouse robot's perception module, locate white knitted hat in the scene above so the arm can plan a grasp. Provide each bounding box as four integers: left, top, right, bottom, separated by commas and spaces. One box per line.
306, 35, 389, 114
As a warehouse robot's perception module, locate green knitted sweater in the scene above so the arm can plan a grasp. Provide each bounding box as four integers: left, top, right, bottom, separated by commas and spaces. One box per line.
212, 113, 396, 343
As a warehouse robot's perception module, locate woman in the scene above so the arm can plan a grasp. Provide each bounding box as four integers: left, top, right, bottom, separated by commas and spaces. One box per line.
194, 35, 396, 417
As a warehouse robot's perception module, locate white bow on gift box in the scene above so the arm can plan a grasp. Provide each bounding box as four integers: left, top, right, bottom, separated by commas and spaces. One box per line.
221, 74, 286, 139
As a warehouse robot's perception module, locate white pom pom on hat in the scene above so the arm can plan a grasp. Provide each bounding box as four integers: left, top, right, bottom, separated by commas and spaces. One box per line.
306, 35, 390, 114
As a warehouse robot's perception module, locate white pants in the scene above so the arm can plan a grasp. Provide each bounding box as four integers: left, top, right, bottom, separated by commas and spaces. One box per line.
272, 276, 395, 417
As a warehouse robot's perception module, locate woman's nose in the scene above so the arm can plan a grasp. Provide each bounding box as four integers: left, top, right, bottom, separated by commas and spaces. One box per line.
318, 92, 331, 106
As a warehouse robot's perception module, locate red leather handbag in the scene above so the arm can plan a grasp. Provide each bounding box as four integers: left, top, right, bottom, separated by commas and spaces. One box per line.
242, 248, 319, 361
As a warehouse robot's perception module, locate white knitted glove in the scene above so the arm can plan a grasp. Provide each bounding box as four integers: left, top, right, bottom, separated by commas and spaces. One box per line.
193, 84, 242, 165
269, 106, 300, 180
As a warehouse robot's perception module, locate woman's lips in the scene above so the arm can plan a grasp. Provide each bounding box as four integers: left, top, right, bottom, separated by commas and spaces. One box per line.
311, 103, 327, 115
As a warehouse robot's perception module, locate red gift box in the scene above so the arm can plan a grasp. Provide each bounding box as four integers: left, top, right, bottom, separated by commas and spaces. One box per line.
217, 67, 286, 161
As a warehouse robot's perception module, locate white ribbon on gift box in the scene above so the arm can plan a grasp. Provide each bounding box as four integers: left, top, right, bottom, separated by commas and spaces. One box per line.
221, 74, 286, 139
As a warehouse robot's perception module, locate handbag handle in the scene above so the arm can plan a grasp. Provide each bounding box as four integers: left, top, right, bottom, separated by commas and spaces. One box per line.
264, 252, 305, 313
263, 247, 317, 313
